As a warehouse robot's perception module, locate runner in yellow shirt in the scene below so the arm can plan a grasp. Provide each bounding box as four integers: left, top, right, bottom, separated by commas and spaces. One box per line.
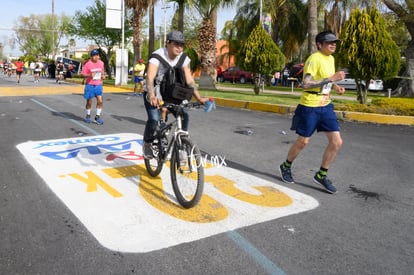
278, 31, 346, 194
133, 58, 146, 96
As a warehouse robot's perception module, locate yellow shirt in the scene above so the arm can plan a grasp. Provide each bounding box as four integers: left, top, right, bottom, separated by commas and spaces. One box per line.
134, 63, 146, 77
300, 51, 335, 107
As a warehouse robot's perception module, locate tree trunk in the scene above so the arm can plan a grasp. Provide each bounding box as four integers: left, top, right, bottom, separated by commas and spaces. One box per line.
355, 79, 368, 103
383, 0, 414, 97
307, 0, 318, 54
254, 74, 261, 95
148, 1, 155, 55
178, 1, 184, 32
198, 14, 217, 89
394, 39, 414, 97
131, 7, 144, 66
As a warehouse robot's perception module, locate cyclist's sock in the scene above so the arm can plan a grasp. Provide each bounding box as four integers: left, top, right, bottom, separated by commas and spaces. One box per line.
316, 167, 328, 178
283, 159, 292, 168
96, 108, 102, 116
86, 109, 91, 115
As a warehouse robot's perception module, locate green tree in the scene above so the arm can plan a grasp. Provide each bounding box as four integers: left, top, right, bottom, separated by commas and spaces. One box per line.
219, 20, 240, 68
238, 24, 285, 94
383, 0, 414, 97
234, 0, 306, 63
337, 7, 400, 103
69, 0, 132, 78
125, 0, 152, 64
308, 0, 318, 54
13, 14, 69, 57
169, 0, 186, 32
194, 0, 236, 89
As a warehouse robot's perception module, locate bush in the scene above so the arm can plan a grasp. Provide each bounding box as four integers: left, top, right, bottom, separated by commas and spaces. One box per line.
334, 98, 414, 116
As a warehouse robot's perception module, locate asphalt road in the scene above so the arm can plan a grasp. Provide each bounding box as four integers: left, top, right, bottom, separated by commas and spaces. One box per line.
1, 74, 413, 274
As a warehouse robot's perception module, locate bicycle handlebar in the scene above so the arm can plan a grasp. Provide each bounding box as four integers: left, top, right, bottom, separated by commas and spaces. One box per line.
161, 101, 202, 111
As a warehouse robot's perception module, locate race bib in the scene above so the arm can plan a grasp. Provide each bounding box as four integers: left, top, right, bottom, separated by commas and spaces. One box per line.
93, 71, 102, 80
320, 82, 332, 95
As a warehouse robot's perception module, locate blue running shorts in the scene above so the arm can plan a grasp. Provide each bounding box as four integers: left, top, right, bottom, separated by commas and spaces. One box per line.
84, 84, 103, 99
134, 76, 144, 83
290, 104, 339, 137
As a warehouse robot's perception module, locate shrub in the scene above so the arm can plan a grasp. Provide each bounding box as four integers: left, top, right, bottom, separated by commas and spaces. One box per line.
334, 98, 414, 116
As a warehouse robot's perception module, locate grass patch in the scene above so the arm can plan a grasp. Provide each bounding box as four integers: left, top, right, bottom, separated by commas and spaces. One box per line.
199, 89, 301, 106
71, 77, 412, 116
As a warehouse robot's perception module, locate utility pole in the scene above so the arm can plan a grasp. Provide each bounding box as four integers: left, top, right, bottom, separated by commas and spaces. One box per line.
52, 0, 55, 59
161, 0, 170, 45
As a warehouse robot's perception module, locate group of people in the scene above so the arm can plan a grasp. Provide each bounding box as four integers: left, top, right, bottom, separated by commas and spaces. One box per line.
1, 59, 72, 84
83, 30, 346, 194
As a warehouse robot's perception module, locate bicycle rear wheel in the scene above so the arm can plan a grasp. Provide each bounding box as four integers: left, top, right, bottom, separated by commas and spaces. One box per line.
144, 142, 163, 177
170, 136, 204, 208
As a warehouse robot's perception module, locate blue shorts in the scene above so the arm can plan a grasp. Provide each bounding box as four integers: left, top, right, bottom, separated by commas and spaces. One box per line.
84, 84, 103, 99
134, 76, 144, 83
291, 104, 339, 137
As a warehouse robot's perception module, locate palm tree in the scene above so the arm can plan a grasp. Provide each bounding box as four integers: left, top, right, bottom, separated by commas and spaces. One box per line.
219, 20, 240, 68
308, 0, 318, 54
148, 0, 157, 54
125, 0, 152, 63
233, 0, 306, 63
169, 0, 186, 32
194, 0, 236, 88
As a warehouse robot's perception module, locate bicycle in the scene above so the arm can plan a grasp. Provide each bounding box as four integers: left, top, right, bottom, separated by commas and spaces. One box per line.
144, 100, 204, 208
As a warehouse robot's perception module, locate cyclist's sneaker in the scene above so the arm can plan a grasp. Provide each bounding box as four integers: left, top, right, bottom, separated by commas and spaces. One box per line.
159, 121, 167, 131
94, 116, 104, 125
143, 142, 155, 159
279, 164, 295, 184
179, 149, 187, 166
313, 174, 337, 194
85, 115, 91, 124
133, 92, 137, 96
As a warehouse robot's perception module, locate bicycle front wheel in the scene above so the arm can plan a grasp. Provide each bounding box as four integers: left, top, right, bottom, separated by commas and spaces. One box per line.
170, 137, 204, 208
144, 142, 163, 177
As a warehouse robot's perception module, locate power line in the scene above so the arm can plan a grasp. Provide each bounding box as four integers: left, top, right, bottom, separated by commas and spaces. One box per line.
0, 27, 57, 32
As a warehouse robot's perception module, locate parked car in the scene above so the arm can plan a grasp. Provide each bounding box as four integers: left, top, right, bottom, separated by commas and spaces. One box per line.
368, 79, 384, 91
217, 66, 254, 84
55, 57, 82, 75
336, 74, 383, 91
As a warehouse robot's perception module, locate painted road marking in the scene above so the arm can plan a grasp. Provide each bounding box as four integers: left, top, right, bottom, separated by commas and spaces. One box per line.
17, 133, 318, 253
0, 83, 128, 97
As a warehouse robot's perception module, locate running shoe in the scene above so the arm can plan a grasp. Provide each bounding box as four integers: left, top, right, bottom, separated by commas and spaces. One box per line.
85, 115, 91, 123
313, 174, 337, 194
94, 116, 104, 125
143, 142, 155, 159
279, 164, 295, 184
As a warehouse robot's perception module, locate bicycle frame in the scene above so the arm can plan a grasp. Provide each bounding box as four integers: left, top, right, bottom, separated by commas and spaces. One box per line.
156, 102, 200, 163
144, 100, 204, 208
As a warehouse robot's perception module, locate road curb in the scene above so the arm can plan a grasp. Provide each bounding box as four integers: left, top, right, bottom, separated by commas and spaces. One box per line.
214, 97, 414, 126
17, 80, 413, 126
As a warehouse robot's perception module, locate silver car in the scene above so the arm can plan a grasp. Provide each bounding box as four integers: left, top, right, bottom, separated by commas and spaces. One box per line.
336, 74, 383, 91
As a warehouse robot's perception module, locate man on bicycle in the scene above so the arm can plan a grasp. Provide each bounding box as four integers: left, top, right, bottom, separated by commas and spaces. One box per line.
142, 30, 208, 159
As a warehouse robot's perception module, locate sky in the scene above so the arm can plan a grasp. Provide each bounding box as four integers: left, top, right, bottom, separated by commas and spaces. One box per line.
0, 0, 236, 57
